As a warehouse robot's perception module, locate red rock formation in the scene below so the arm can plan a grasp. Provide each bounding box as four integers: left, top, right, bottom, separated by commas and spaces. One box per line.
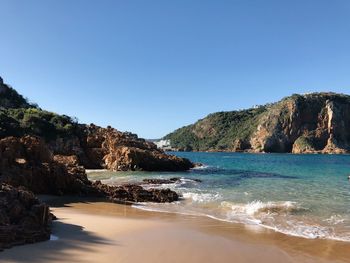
0, 135, 184, 203
47, 124, 193, 171
69, 124, 194, 171
0, 136, 94, 195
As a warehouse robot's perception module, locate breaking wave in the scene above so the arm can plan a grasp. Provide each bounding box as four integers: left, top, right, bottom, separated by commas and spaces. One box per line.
133, 199, 350, 242
221, 200, 300, 216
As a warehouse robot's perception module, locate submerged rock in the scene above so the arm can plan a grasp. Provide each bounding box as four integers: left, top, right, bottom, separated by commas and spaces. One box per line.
142, 177, 202, 185
142, 178, 180, 185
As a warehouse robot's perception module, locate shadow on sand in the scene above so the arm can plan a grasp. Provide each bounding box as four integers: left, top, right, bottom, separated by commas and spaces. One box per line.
1, 219, 118, 263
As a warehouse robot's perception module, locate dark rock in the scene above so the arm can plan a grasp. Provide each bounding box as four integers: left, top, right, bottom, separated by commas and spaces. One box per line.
142, 177, 202, 185
0, 184, 52, 250
142, 178, 179, 184
92, 180, 179, 203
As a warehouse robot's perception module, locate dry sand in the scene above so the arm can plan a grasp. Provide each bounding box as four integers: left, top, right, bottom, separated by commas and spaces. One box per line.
1, 198, 349, 263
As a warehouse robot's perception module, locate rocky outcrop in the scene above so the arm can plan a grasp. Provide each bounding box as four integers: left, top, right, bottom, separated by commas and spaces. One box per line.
166, 92, 350, 154
50, 124, 194, 171
0, 135, 186, 201
92, 181, 179, 203
0, 184, 52, 250
0, 136, 95, 195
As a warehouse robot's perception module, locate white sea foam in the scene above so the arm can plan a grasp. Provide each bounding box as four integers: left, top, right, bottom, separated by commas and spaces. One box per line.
221, 200, 299, 216
140, 177, 201, 191
182, 192, 221, 203
132, 201, 350, 242
85, 169, 109, 174
262, 221, 350, 241
191, 164, 210, 170
324, 214, 346, 225
50, 235, 59, 241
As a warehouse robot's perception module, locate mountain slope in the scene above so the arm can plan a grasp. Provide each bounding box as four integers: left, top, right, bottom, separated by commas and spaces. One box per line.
165, 93, 350, 154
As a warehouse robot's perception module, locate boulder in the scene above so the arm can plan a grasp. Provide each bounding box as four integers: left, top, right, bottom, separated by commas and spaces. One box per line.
0, 184, 52, 250
77, 125, 194, 171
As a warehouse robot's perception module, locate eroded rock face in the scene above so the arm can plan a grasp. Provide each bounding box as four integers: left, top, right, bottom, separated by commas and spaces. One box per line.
0, 184, 52, 250
51, 124, 194, 171
249, 93, 350, 154
0, 135, 186, 201
232, 139, 251, 152
0, 136, 94, 195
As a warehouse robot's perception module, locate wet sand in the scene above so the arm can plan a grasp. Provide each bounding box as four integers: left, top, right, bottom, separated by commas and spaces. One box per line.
1, 198, 350, 263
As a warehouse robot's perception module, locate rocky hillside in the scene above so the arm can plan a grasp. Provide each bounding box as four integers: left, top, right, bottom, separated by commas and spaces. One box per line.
0, 77, 193, 171
165, 93, 350, 154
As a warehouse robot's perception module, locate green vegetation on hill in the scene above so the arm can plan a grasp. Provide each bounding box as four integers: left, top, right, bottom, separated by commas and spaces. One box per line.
0, 80, 79, 140
4, 108, 78, 139
165, 106, 267, 151
164, 92, 350, 153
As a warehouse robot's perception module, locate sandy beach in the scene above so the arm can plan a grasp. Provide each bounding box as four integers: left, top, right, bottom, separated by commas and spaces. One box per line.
1, 198, 349, 263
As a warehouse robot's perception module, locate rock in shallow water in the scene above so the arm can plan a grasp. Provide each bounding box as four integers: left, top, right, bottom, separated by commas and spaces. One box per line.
92, 181, 179, 203
142, 177, 202, 185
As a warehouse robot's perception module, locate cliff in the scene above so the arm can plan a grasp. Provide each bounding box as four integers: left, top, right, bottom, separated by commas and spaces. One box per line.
165, 92, 350, 154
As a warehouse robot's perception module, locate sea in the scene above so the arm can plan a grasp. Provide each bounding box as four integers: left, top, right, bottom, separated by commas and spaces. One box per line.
87, 152, 350, 242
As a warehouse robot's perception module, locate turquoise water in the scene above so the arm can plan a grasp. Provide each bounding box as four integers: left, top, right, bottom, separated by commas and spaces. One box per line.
87, 152, 350, 241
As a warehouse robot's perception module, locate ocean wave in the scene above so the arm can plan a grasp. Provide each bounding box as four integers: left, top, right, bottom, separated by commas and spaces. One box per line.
141, 177, 201, 190
262, 221, 350, 241
191, 164, 210, 170
132, 201, 350, 242
182, 192, 221, 203
323, 214, 346, 225
221, 200, 300, 216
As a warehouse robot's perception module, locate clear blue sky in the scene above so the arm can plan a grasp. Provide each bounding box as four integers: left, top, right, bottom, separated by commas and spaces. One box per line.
1, 0, 350, 138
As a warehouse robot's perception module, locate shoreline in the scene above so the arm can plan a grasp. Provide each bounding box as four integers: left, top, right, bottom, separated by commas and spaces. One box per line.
167, 150, 350, 155
1, 198, 350, 263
